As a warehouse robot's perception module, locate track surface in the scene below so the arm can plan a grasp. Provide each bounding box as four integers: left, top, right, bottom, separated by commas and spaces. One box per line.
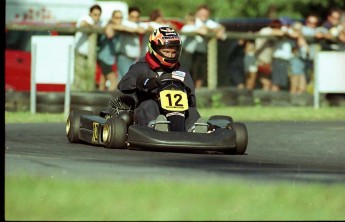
5, 121, 345, 183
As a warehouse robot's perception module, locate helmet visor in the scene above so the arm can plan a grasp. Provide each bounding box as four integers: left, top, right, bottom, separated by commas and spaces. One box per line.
155, 42, 182, 61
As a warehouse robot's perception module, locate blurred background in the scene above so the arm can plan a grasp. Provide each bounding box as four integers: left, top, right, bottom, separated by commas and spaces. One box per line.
5, 0, 345, 113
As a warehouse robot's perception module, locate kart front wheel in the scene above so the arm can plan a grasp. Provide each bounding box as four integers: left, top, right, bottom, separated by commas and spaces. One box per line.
209, 115, 233, 123
226, 122, 248, 155
208, 115, 234, 129
66, 109, 93, 143
103, 117, 127, 149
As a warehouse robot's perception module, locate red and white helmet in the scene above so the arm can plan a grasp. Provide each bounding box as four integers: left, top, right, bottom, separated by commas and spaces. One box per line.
148, 27, 182, 68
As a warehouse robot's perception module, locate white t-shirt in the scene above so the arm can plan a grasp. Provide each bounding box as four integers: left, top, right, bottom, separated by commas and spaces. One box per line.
74, 15, 101, 56
117, 19, 142, 59
195, 17, 220, 29
194, 17, 221, 53
180, 24, 199, 54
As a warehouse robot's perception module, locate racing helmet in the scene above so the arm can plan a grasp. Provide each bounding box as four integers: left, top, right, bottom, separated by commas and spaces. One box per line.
148, 27, 182, 68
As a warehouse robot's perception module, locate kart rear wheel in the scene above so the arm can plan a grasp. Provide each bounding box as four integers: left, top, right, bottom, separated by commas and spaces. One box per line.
226, 122, 248, 155
66, 109, 93, 143
103, 117, 127, 149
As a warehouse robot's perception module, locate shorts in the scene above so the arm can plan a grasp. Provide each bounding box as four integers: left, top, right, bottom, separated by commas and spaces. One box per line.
244, 54, 258, 73
98, 60, 113, 76
290, 57, 305, 75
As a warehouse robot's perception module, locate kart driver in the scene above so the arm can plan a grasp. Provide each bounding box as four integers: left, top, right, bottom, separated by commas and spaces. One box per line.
117, 27, 207, 132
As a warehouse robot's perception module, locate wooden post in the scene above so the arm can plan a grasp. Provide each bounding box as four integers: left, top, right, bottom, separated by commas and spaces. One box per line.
207, 37, 217, 90
86, 32, 97, 91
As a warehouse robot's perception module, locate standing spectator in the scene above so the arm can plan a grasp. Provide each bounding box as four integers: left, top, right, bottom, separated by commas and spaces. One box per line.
289, 22, 309, 95
337, 11, 345, 50
318, 8, 341, 51
116, 6, 146, 81
140, 9, 175, 57
191, 4, 226, 88
97, 10, 123, 91
302, 13, 322, 37
270, 18, 295, 92
243, 40, 258, 90
147, 9, 177, 31
179, 12, 206, 74
301, 12, 322, 83
227, 39, 246, 89
289, 45, 307, 95
74, 4, 102, 91
255, 20, 279, 91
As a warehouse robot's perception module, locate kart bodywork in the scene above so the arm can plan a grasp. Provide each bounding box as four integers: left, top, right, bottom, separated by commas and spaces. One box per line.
66, 78, 248, 154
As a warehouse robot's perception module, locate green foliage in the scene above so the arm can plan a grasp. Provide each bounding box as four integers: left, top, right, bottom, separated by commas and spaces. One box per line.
105, 0, 345, 20
210, 92, 225, 108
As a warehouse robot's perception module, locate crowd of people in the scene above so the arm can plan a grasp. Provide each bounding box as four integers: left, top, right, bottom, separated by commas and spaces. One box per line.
227, 8, 345, 95
73, 4, 345, 95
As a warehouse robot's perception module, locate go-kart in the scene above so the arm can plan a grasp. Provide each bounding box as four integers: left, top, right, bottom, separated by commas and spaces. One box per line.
66, 77, 248, 154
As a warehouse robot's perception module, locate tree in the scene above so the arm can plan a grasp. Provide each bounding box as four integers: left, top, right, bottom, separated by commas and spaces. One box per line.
115, 0, 344, 21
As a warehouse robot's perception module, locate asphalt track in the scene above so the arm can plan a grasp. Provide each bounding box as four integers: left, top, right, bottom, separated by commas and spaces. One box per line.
5, 121, 345, 183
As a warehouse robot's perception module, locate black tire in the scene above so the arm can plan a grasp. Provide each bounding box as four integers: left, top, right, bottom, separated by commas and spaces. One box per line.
70, 104, 106, 115
208, 115, 234, 129
117, 111, 134, 128
228, 122, 248, 155
37, 104, 64, 113
7, 91, 30, 103
66, 109, 93, 143
36, 92, 65, 105
209, 115, 234, 123
102, 117, 127, 149
71, 92, 112, 106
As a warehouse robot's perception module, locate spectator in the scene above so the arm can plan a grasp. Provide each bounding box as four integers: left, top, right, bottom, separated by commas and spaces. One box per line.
256, 17, 301, 92
116, 6, 146, 81
290, 21, 310, 95
318, 8, 341, 51
301, 12, 322, 83
191, 4, 226, 88
289, 45, 307, 95
179, 12, 204, 73
227, 39, 246, 89
140, 9, 175, 57
147, 9, 177, 31
74, 4, 102, 91
321, 8, 341, 32
243, 40, 258, 90
97, 10, 124, 91
337, 12, 345, 50
117, 27, 207, 132
302, 13, 322, 37
255, 20, 278, 91
270, 18, 295, 92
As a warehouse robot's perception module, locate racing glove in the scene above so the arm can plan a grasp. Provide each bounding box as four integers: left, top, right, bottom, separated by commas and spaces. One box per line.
137, 76, 162, 91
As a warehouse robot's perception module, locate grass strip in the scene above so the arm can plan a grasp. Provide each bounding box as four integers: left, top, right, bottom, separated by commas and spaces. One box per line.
5, 175, 345, 221
5, 107, 345, 123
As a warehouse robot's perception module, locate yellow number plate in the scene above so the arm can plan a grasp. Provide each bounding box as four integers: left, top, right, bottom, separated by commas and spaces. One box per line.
159, 90, 189, 111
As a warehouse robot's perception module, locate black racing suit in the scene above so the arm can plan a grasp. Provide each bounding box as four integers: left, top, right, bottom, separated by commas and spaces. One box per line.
117, 52, 201, 130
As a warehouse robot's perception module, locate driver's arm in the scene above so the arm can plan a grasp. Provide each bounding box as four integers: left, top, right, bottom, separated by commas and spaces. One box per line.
117, 64, 142, 94
183, 72, 197, 107
117, 63, 158, 93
